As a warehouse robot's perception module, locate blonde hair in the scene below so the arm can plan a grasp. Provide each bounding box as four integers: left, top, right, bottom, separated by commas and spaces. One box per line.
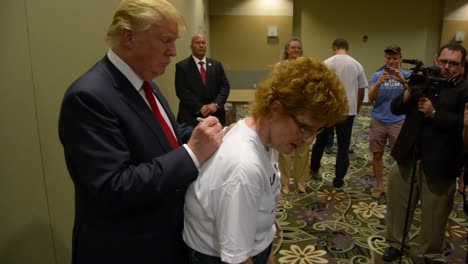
251, 57, 348, 127
106, 0, 186, 48
281, 38, 303, 61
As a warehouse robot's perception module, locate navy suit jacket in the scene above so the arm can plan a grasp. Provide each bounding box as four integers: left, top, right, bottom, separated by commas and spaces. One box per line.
175, 56, 230, 127
59, 55, 197, 264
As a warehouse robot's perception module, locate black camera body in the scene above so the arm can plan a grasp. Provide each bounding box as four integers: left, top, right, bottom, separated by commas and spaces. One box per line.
402, 59, 448, 96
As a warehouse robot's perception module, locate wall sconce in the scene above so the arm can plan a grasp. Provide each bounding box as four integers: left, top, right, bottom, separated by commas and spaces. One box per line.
267, 26, 278, 38
455, 31, 465, 42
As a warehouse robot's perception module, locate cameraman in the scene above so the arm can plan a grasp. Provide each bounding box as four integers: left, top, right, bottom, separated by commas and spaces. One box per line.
383, 42, 468, 263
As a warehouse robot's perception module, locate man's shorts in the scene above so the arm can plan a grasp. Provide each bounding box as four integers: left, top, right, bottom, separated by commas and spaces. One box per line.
369, 118, 404, 153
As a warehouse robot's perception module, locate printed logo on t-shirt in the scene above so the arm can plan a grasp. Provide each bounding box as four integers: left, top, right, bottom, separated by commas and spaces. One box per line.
381, 79, 404, 89
270, 171, 281, 207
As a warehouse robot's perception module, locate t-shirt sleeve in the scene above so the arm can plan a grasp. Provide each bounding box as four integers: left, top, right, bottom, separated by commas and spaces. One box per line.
358, 64, 369, 88
369, 72, 380, 86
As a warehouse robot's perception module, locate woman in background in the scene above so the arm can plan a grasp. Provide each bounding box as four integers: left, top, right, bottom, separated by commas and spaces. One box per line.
277, 38, 310, 194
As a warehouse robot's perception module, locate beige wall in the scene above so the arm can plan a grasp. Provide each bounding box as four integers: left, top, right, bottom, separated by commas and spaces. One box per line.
442, 20, 468, 51
210, 0, 293, 16
209, 0, 293, 101
0, 0, 206, 263
296, 0, 444, 80
442, 0, 468, 52
211, 15, 293, 70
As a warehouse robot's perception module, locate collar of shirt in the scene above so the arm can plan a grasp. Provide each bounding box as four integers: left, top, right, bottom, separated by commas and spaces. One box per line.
192, 55, 206, 69
107, 49, 144, 93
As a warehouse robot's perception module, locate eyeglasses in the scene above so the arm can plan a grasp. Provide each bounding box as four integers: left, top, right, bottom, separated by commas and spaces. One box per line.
437, 59, 461, 67
290, 115, 325, 138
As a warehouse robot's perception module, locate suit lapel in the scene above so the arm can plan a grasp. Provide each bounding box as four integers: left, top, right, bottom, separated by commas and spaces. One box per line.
101, 57, 178, 151
205, 59, 211, 85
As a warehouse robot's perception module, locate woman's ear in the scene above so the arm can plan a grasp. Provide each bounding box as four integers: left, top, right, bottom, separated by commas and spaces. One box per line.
270, 100, 283, 113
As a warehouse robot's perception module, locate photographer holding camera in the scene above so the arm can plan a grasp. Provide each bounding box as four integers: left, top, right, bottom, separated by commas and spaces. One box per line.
368, 44, 411, 200
383, 42, 468, 263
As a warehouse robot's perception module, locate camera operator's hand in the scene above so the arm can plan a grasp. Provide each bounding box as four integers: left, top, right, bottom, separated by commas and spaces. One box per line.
418, 97, 435, 118
401, 80, 413, 103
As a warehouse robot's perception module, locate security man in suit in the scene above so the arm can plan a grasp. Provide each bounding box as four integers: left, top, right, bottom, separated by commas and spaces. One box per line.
58, 1, 224, 263
175, 34, 230, 127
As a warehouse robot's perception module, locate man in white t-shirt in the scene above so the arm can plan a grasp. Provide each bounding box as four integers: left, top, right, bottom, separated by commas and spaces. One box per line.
310, 38, 368, 188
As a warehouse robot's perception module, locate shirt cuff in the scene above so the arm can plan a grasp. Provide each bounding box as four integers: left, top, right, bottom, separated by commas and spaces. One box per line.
183, 144, 200, 170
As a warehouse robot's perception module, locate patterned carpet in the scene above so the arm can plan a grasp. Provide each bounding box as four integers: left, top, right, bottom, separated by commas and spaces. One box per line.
264, 105, 468, 264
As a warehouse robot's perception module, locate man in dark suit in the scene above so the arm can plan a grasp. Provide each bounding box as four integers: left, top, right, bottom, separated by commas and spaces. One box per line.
383, 42, 468, 264
58, 1, 224, 263
175, 34, 230, 127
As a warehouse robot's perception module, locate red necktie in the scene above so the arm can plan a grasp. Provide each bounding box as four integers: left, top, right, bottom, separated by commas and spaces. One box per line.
199, 61, 206, 86
142, 81, 179, 149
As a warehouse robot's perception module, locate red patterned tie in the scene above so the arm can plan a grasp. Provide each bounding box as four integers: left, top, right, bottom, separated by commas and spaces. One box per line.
142, 81, 179, 149
199, 61, 206, 86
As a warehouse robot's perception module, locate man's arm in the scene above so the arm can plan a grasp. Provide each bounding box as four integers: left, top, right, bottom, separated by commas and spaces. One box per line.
356, 64, 368, 113
391, 81, 413, 116
242, 257, 254, 264
357, 87, 365, 113
368, 71, 388, 102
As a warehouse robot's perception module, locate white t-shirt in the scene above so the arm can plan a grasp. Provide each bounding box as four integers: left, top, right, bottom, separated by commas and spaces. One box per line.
183, 119, 281, 264
324, 54, 368, 115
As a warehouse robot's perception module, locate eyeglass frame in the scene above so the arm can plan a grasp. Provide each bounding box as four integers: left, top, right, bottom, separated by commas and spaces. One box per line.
290, 114, 325, 138
437, 59, 461, 67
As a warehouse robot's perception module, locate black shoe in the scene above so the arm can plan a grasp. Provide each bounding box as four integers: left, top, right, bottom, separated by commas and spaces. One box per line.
310, 170, 320, 180
332, 178, 344, 188
382, 246, 402, 262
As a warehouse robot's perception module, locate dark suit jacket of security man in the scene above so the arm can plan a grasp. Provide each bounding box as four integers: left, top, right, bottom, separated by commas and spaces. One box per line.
175, 56, 230, 127
59, 55, 197, 264
390, 78, 468, 178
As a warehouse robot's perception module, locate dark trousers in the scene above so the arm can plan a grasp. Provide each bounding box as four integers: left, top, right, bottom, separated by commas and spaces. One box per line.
189, 244, 272, 264
325, 129, 334, 148
310, 115, 355, 180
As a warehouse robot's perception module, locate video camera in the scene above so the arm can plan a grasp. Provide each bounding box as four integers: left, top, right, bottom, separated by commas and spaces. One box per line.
401, 59, 447, 96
